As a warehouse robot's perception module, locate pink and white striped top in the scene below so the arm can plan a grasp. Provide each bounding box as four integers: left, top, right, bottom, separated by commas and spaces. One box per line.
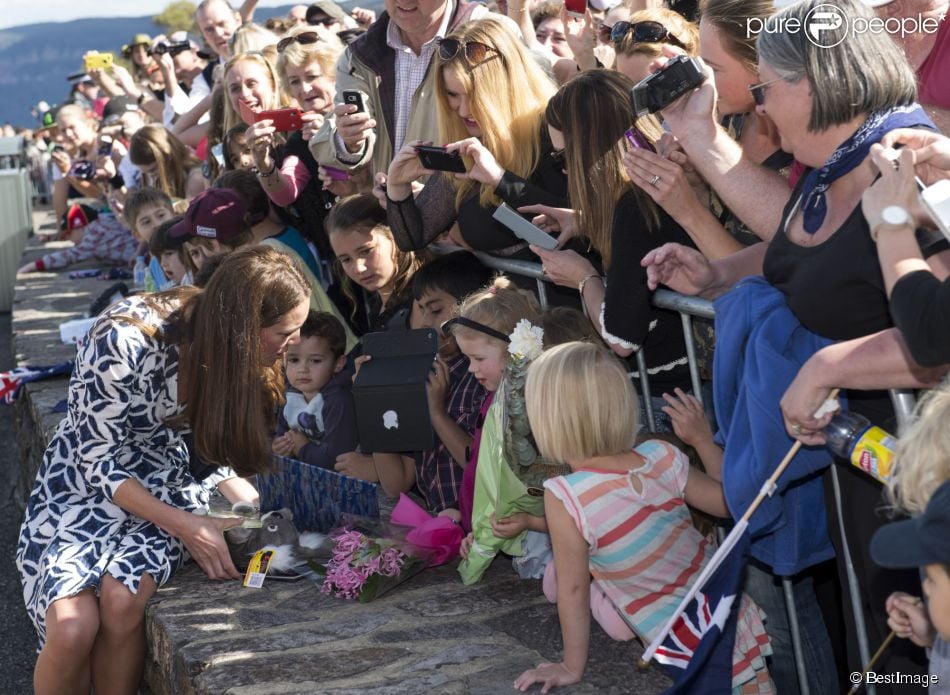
545, 439, 772, 691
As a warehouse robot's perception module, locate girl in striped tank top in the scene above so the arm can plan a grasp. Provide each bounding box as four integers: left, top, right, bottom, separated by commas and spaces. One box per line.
513, 342, 773, 694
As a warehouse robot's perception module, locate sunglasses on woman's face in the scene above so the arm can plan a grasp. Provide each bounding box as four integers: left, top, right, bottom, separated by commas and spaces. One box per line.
276, 31, 322, 52
610, 21, 686, 50
748, 76, 784, 106
437, 38, 498, 67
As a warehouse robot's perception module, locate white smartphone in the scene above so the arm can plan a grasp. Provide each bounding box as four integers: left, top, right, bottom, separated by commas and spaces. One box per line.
920, 179, 950, 242
492, 203, 558, 250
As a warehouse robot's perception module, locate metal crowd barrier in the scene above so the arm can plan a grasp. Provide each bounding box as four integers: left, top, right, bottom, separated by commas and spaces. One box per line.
470, 249, 917, 695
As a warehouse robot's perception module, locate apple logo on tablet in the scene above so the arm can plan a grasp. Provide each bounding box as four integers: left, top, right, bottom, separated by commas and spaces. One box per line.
383, 410, 399, 430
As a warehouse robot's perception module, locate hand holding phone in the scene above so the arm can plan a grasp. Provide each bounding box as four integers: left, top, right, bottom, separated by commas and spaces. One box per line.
255, 108, 303, 132
342, 90, 365, 113
624, 127, 656, 154
492, 203, 558, 250
564, 0, 588, 18
83, 52, 114, 72
416, 145, 467, 173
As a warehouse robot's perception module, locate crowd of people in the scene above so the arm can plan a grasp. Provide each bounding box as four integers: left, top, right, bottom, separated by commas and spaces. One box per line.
11, 0, 950, 692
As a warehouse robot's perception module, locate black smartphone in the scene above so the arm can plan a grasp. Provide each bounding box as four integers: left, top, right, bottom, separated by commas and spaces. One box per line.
342, 90, 364, 113
416, 145, 466, 173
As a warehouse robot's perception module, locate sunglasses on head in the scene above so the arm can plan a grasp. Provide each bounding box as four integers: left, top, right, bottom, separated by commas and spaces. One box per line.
276, 31, 322, 52
748, 76, 784, 106
610, 21, 686, 50
438, 38, 498, 67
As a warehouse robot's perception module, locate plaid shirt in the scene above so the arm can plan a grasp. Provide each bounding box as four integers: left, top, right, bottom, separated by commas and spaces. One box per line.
414, 352, 487, 512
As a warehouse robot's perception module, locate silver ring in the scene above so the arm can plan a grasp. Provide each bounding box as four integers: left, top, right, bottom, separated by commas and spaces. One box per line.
790, 424, 802, 435
541, 266, 548, 277
649, 174, 661, 186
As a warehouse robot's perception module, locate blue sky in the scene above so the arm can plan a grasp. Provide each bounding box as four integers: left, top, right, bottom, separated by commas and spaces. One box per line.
0, 0, 296, 30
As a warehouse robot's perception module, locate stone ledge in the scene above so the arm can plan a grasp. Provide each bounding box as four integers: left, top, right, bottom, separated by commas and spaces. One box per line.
13, 210, 670, 694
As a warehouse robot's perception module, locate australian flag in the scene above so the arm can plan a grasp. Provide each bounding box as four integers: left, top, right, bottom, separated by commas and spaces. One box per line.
649, 522, 752, 695
0, 362, 74, 404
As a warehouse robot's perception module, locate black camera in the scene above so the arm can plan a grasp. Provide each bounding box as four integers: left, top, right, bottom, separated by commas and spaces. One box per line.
69, 160, 96, 181
630, 56, 706, 117
150, 41, 191, 57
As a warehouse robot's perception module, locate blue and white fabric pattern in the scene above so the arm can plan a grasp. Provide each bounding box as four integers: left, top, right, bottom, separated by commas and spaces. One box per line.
15, 296, 234, 647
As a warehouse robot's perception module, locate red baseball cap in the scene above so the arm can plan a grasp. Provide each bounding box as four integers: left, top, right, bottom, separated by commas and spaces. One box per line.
62, 203, 98, 231
168, 188, 248, 242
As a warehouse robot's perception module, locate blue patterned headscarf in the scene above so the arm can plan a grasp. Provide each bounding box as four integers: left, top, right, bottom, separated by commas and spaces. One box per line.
799, 104, 935, 234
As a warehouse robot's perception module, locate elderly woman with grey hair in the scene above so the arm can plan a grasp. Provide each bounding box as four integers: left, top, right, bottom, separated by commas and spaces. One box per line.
642, 0, 950, 688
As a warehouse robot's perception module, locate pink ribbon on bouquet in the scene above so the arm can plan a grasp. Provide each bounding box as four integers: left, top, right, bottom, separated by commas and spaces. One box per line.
391, 494, 463, 566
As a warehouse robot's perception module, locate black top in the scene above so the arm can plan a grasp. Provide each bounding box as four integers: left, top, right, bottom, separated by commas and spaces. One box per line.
276, 131, 337, 261
603, 189, 694, 390
388, 134, 568, 254
890, 269, 950, 368
763, 173, 947, 422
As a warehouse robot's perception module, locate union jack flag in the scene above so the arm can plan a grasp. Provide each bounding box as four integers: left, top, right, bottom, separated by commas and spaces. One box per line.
646, 521, 751, 694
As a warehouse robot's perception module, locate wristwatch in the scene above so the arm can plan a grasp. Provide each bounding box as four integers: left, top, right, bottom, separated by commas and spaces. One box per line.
870, 205, 912, 242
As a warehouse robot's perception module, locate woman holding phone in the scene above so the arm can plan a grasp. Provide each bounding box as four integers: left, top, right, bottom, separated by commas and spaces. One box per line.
384, 18, 568, 261
245, 26, 349, 264
521, 69, 696, 430
50, 105, 103, 229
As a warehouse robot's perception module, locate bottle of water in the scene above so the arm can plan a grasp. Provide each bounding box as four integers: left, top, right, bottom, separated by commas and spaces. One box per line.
824, 410, 897, 484
133, 255, 147, 290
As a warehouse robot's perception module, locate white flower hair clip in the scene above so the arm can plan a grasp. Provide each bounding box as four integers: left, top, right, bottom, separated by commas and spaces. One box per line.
507, 319, 544, 360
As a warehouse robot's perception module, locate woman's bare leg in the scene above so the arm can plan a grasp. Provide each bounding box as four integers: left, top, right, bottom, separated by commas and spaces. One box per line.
90, 574, 157, 695
34, 589, 99, 695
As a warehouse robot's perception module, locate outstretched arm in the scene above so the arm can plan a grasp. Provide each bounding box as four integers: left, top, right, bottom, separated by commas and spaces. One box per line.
514, 490, 589, 693
781, 327, 950, 445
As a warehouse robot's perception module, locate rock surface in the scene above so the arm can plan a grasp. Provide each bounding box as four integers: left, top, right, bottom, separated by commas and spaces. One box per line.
13, 210, 672, 695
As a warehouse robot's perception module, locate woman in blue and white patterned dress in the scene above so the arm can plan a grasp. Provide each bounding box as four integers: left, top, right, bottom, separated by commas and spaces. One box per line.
16, 246, 312, 695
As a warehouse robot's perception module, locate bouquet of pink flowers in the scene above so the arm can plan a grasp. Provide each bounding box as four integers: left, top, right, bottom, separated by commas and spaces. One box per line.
314, 514, 438, 602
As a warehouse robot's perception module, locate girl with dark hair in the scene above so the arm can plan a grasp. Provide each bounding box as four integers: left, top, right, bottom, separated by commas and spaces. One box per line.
17, 246, 311, 695
326, 193, 429, 335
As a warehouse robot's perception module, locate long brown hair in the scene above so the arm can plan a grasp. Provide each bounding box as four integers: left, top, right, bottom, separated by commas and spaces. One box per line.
545, 70, 660, 267
129, 124, 203, 199
158, 246, 310, 475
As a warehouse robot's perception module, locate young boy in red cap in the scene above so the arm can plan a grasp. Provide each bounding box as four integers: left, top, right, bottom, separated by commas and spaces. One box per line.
167, 188, 254, 274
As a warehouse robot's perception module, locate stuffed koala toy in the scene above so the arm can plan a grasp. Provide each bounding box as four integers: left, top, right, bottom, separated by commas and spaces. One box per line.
225, 508, 330, 572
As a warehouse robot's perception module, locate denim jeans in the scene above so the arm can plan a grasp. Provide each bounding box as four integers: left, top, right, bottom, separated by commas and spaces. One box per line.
743, 560, 839, 695
637, 394, 676, 434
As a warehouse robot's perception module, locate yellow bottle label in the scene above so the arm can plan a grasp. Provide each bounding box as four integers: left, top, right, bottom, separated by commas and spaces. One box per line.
850, 427, 896, 483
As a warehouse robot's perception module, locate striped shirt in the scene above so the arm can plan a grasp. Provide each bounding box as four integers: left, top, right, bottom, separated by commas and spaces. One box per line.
545, 439, 772, 691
